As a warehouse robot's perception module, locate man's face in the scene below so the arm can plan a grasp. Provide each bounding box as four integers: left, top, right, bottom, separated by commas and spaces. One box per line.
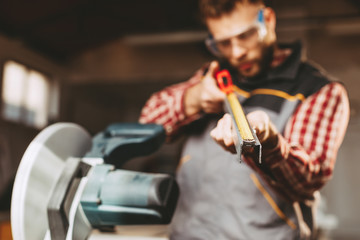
206, 3, 274, 78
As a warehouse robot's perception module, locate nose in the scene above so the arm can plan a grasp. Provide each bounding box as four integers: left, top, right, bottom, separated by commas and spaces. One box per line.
230, 41, 247, 60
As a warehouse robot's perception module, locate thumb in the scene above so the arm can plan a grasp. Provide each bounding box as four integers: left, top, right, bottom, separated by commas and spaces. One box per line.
206, 61, 220, 77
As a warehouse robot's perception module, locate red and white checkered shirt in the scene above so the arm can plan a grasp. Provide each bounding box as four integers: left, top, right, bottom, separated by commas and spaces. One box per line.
139, 68, 349, 202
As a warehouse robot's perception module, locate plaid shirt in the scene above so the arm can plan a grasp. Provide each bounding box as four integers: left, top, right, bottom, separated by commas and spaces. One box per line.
139, 67, 349, 202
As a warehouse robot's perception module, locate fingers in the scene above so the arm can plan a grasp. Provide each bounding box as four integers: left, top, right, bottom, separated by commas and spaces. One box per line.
210, 111, 279, 154
223, 114, 235, 146
246, 110, 278, 147
210, 114, 237, 154
207, 60, 220, 76
200, 100, 224, 113
246, 111, 269, 141
200, 61, 225, 113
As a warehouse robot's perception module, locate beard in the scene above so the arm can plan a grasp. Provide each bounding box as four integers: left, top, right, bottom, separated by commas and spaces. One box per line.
254, 42, 275, 78
222, 42, 275, 82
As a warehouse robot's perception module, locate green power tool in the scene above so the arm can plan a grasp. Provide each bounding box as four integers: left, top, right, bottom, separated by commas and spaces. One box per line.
11, 122, 179, 240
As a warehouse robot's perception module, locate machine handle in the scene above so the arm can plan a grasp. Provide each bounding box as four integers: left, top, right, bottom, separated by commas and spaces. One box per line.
85, 123, 166, 168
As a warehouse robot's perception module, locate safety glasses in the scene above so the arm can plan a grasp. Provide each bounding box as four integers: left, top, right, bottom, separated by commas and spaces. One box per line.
205, 9, 267, 57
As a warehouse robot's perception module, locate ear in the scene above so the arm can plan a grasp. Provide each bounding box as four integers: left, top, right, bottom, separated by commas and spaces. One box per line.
263, 7, 276, 32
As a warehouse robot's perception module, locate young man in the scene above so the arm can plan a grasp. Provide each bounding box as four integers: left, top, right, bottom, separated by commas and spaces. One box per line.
139, 0, 350, 239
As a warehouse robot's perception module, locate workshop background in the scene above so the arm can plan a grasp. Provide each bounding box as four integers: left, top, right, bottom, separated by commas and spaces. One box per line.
0, 0, 360, 239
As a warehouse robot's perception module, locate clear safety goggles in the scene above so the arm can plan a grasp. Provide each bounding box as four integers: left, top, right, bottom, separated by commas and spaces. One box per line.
205, 9, 267, 57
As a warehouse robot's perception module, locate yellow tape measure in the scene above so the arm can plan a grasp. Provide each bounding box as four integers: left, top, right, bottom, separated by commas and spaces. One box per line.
215, 69, 261, 162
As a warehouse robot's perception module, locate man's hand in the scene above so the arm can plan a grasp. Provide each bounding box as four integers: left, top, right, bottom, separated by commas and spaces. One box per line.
210, 111, 279, 153
184, 61, 226, 116
210, 113, 237, 153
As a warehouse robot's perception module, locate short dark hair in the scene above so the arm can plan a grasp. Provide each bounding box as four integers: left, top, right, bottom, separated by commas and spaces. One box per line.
199, 0, 264, 23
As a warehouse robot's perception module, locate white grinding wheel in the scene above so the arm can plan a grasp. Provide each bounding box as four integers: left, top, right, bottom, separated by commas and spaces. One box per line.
11, 123, 92, 240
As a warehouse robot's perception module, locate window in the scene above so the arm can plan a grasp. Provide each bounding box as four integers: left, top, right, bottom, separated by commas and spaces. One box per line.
1, 60, 59, 129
